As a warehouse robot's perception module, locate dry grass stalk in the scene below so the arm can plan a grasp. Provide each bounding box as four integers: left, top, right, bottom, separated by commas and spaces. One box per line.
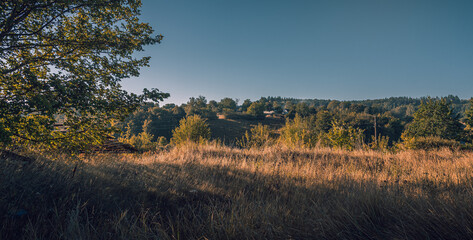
2, 145, 473, 239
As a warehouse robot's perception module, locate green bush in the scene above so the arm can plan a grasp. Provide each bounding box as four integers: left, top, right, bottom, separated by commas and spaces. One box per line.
156, 136, 168, 147
402, 98, 464, 141
119, 132, 157, 152
279, 114, 317, 148
246, 102, 265, 118
171, 115, 211, 146
402, 136, 460, 150
238, 124, 273, 148
324, 120, 364, 150
369, 135, 390, 151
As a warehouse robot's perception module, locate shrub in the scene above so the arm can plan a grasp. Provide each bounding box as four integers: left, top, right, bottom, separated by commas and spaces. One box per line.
171, 115, 211, 146
238, 124, 273, 148
279, 114, 317, 148
156, 136, 168, 147
246, 102, 265, 118
119, 132, 157, 151
402, 136, 460, 150
369, 135, 390, 151
324, 120, 364, 150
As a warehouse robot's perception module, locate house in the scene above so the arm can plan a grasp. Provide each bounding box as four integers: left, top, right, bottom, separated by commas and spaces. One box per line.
263, 110, 275, 115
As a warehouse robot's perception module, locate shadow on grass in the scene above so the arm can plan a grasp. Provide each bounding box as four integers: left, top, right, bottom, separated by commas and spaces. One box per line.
1, 152, 473, 239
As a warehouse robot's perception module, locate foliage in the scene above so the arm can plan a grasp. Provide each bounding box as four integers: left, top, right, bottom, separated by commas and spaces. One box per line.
324, 120, 365, 150
401, 136, 460, 150
183, 96, 217, 120
207, 100, 219, 112
117, 95, 471, 151
315, 110, 333, 135
279, 114, 318, 148
120, 103, 185, 141
171, 115, 211, 146
246, 102, 265, 118
402, 98, 464, 141
156, 136, 169, 148
119, 132, 157, 152
295, 102, 311, 117
465, 98, 473, 130
0, 0, 168, 150
240, 99, 252, 112
218, 98, 237, 113
333, 112, 403, 147
238, 124, 273, 148
369, 135, 390, 151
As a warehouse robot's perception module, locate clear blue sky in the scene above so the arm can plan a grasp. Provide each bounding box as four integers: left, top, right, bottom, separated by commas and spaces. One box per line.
122, 0, 473, 105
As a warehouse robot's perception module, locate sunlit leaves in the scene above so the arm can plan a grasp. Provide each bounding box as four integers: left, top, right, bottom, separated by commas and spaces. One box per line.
0, 0, 168, 150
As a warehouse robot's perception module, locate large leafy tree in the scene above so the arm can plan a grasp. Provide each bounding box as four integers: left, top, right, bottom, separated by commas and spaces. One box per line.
218, 97, 237, 113
246, 101, 265, 118
402, 98, 464, 141
183, 96, 217, 119
0, 0, 168, 149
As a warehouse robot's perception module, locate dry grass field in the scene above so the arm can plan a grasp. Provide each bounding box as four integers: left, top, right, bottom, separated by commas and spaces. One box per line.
2, 145, 473, 239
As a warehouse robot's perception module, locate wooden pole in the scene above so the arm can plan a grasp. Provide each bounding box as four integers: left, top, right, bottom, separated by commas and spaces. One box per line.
374, 115, 377, 145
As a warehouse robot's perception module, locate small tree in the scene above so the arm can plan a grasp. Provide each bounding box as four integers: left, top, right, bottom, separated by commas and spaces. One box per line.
238, 124, 273, 148
171, 115, 211, 146
315, 110, 333, 135
279, 114, 317, 148
402, 98, 464, 141
218, 98, 237, 113
241, 99, 252, 112
325, 120, 364, 150
369, 135, 390, 151
247, 102, 265, 118
295, 102, 310, 117
119, 132, 157, 152
183, 96, 217, 120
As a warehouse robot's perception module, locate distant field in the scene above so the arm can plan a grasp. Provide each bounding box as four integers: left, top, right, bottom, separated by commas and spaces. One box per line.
2, 145, 473, 239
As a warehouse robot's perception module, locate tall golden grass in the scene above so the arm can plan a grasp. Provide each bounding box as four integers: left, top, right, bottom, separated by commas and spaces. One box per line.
2, 144, 473, 239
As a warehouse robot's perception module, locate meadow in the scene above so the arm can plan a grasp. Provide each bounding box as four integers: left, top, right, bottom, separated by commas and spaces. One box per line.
2, 144, 473, 239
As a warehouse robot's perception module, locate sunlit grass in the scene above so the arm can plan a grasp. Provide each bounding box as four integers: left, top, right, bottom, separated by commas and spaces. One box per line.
2, 145, 473, 239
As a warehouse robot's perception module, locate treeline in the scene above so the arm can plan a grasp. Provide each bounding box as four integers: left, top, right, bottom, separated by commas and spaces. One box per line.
119, 95, 473, 150
263, 95, 468, 119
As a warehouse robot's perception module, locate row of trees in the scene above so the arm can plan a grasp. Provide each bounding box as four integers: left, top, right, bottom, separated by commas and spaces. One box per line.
143, 96, 472, 151
121, 96, 473, 151
278, 97, 472, 150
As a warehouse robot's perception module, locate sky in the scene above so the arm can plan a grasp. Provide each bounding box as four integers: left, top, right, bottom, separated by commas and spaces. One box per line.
121, 0, 473, 105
